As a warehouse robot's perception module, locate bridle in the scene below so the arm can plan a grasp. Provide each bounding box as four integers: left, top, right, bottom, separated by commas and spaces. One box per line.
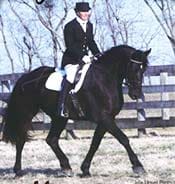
130, 59, 143, 65
124, 58, 144, 87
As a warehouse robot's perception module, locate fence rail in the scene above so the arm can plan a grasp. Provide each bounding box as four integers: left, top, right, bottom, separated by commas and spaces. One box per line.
32, 117, 175, 130
0, 65, 175, 131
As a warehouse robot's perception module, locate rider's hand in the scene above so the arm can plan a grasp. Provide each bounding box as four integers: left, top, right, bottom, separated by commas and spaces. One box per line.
82, 55, 91, 64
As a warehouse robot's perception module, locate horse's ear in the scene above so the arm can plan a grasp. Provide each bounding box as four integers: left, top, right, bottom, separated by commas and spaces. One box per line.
144, 48, 151, 56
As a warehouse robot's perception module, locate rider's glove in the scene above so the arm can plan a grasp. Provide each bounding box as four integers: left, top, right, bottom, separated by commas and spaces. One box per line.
82, 55, 91, 64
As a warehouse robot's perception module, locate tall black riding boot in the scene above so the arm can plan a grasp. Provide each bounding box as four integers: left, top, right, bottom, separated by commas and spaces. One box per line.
58, 79, 72, 117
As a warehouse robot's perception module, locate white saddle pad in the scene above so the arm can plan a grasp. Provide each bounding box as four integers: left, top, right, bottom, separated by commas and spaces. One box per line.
45, 63, 91, 92
45, 70, 65, 91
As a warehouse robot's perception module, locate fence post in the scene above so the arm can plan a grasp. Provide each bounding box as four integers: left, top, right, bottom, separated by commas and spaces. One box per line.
137, 94, 146, 137
160, 72, 170, 120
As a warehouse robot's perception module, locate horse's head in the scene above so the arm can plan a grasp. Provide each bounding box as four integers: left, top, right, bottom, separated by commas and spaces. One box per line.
126, 48, 151, 100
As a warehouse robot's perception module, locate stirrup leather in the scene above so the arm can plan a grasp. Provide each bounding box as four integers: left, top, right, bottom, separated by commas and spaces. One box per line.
69, 91, 85, 117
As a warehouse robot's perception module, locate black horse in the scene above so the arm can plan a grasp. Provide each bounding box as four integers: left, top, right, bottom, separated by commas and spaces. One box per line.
2, 45, 151, 177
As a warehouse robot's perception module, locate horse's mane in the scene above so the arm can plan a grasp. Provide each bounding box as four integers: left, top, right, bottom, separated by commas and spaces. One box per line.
97, 45, 136, 64
91, 45, 136, 76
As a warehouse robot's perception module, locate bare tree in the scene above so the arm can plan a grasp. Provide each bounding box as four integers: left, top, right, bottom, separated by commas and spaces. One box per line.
8, 0, 44, 70
1, 0, 164, 73
23, 36, 33, 71
20, 0, 69, 67
144, 0, 175, 54
1, 0, 70, 71
92, 0, 141, 51
139, 27, 160, 49
104, 0, 118, 46
0, 15, 15, 73
34, 0, 68, 67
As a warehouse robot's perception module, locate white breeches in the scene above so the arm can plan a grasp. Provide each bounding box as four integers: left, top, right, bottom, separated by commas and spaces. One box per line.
64, 63, 91, 93
64, 64, 79, 84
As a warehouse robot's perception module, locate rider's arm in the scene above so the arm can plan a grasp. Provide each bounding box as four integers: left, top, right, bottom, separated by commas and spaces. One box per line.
87, 23, 100, 56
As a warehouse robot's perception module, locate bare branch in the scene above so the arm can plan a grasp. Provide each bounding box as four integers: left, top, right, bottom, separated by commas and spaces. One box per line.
168, 35, 175, 43
55, 0, 68, 31
104, 0, 117, 46
144, 0, 175, 55
0, 15, 15, 73
155, 0, 164, 11
23, 36, 33, 71
33, 0, 68, 67
8, 0, 44, 66
144, 0, 169, 37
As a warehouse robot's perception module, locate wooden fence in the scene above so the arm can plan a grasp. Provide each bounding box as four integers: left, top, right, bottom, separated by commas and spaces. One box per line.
0, 65, 175, 132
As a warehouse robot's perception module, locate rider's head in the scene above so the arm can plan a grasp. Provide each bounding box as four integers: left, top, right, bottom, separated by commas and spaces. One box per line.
74, 2, 91, 21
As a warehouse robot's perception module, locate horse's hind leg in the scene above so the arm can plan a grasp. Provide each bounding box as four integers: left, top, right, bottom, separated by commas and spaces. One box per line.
14, 140, 25, 176
81, 124, 106, 177
13, 117, 32, 176
102, 116, 145, 175
46, 117, 73, 176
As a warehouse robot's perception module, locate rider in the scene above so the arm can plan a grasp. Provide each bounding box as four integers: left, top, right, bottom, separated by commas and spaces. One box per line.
58, 2, 101, 116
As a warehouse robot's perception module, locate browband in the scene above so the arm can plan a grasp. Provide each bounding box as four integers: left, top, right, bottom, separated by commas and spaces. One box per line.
131, 59, 143, 64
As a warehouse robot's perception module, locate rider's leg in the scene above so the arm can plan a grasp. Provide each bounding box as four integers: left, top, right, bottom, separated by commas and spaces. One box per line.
58, 64, 79, 116
58, 78, 72, 116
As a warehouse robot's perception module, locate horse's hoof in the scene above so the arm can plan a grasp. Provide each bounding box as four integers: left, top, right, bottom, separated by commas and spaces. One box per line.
15, 170, 25, 177
132, 166, 146, 175
61, 169, 74, 177
79, 172, 91, 178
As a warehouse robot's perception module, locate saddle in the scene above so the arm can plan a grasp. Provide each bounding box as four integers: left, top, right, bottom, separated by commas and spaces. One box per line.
45, 63, 91, 92
45, 63, 91, 118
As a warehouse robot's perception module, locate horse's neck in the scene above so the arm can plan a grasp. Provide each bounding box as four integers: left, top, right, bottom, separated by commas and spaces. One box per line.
92, 57, 127, 82
89, 63, 124, 95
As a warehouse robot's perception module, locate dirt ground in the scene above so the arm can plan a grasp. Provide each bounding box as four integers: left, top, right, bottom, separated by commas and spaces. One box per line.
1, 129, 175, 184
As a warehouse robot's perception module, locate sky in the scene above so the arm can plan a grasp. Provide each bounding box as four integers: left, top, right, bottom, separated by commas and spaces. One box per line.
118, 0, 175, 65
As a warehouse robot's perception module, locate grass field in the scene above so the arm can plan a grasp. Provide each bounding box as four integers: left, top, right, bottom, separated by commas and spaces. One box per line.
1, 130, 175, 184
0, 89, 174, 183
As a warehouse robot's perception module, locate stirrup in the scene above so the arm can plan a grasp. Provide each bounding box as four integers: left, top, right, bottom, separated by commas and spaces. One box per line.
61, 110, 69, 118
60, 104, 69, 118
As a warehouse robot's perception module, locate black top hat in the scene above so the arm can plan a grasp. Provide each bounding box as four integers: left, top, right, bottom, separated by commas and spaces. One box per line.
74, 2, 91, 12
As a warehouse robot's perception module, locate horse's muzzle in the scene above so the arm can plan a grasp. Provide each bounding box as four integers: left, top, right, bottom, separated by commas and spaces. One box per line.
128, 86, 142, 100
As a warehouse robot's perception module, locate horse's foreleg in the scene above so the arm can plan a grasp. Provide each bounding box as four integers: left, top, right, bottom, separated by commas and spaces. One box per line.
81, 124, 106, 177
102, 117, 145, 175
46, 118, 72, 176
14, 140, 25, 176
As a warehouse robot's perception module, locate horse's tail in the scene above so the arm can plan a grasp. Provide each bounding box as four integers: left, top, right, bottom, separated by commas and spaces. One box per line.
2, 66, 55, 144
2, 78, 32, 144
